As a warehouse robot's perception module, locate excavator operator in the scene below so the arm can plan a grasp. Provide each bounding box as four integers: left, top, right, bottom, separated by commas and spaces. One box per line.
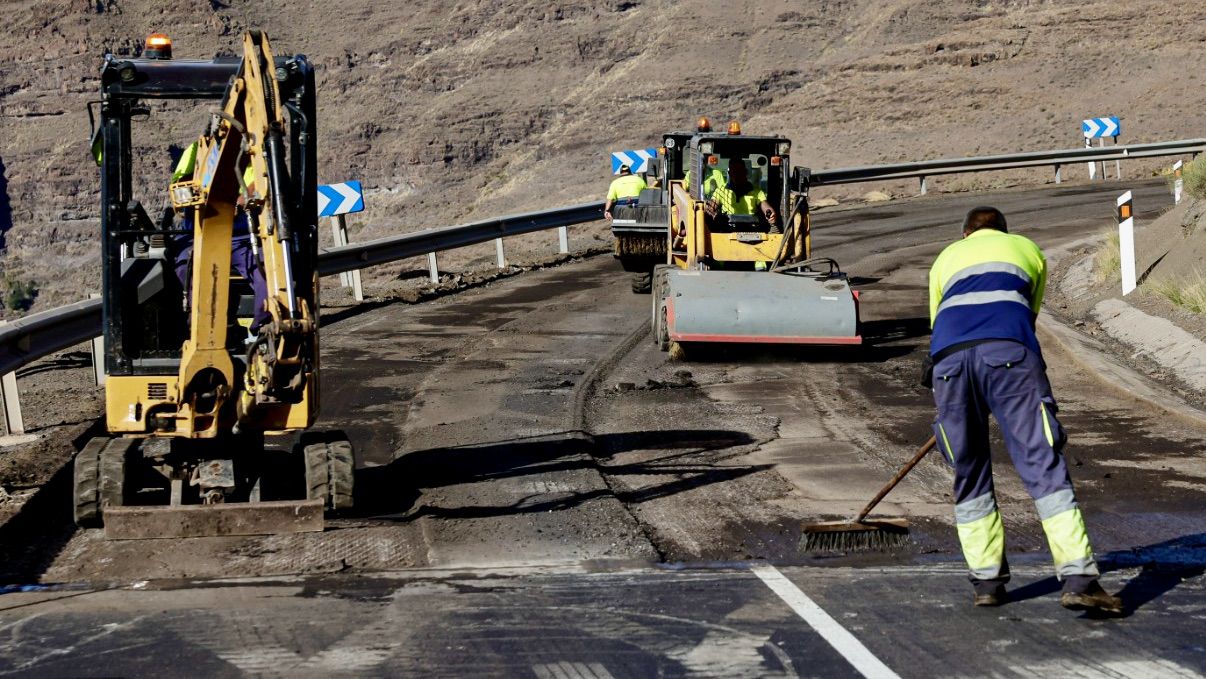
169, 142, 271, 336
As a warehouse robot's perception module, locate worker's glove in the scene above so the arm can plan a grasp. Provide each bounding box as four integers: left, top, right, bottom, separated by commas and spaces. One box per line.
920, 353, 934, 390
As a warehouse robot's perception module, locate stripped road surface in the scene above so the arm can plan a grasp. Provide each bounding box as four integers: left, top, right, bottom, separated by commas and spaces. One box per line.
1, 180, 1203, 676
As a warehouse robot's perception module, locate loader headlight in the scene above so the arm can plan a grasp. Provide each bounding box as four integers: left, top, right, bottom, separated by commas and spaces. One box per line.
699, 142, 713, 154
777, 142, 791, 155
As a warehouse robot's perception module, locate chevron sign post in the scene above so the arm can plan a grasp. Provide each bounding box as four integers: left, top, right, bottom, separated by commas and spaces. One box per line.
317, 181, 365, 217
611, 148, 657, 175
320, 180, 366, 301
1083, 117, 1121, 180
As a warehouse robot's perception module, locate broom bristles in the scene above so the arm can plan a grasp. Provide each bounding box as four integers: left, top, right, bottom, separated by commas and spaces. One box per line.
800, 520, 911, 553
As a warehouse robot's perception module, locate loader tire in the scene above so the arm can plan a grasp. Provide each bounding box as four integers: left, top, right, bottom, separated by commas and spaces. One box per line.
73, 437, 108, 528
651, 265, 671, 338
631, 270, 652, 294
656, 300, 670, 352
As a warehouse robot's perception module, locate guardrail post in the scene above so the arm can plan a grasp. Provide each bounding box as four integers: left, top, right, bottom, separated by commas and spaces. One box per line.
919, 176, 927, 196
427, 252, 439, 283
0, 321, 24, 436
1054, 164, 1062, 184
495, 238, 507, 269
89, 294, 105, 386
330, 215, 364, 302
558, 226, 569, 254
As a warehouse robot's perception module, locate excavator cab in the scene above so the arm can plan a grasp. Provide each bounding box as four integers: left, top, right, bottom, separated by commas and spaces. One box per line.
80, 33, 352, 538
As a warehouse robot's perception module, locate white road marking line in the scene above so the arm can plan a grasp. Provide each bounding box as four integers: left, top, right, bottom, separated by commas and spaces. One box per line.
751, 565, 900, 679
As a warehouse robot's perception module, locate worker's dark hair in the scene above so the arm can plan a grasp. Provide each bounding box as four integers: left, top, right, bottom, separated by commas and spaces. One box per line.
963, 206, 1007, 234
619, 164, 632, 175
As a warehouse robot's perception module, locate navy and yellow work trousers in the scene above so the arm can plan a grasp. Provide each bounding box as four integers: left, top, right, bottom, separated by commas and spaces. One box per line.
931, 340, 1098, 583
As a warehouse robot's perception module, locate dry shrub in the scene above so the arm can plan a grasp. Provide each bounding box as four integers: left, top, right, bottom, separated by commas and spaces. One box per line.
1184, 156, 1206, 200
1149, 269, 1206, 314
1092, 229, 1121, 284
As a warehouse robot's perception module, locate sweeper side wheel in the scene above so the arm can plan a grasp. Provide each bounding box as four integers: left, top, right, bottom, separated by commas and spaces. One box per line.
303, 433, 355, 513
652, 264, 671, 346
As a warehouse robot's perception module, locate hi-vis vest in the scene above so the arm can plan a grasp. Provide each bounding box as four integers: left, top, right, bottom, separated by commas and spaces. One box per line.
928, 229, 1047, 357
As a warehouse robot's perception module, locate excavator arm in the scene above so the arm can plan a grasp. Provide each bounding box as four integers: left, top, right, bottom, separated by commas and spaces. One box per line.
169, 31, 316, 436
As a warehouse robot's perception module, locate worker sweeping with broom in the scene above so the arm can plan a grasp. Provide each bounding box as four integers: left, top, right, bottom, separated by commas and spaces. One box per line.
926, 206, 1122, 614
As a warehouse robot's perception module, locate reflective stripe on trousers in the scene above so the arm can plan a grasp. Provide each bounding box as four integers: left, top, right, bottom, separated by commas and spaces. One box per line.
932, 341, 1099, 581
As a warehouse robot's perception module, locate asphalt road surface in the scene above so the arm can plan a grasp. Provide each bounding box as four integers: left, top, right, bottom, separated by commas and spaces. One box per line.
1, 179, 1203, 677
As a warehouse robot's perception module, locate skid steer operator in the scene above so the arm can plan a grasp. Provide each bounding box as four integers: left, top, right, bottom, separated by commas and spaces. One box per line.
926, 206, 1122, 615
704, 159, 777, 228
169, 142, 271, 335
603, 164, 647, 221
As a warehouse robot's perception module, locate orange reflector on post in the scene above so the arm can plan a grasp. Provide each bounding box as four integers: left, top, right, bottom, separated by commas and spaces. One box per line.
1119, 204, 1132, 219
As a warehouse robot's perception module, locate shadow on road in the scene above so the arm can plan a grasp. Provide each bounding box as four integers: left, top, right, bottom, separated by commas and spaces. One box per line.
0, 422, 105, 584
1008, 533, 1206, 617
354, 429, 762, 520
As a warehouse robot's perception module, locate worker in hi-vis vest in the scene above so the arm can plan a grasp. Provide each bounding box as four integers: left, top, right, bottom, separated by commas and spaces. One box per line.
603, 164, 647, 221
926, 206, 1122, 615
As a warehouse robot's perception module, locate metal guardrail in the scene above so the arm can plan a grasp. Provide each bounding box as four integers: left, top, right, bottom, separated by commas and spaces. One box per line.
318, 201, 602, 276
0, 201, 606, 433
0, 299, 103, 376
811, 138, 1206, 187
3, 138, 1202, 434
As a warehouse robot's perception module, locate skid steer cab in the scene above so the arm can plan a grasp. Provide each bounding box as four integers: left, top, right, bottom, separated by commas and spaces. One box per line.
79, 32, 353, 539
651, 121, 862, 358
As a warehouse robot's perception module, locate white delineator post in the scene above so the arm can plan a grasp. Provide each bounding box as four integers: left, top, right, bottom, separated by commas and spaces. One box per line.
558, 226, 569, 254
1173, 160, 1184, 205
1117, 190, 1136, 295
330, 214, 364, 302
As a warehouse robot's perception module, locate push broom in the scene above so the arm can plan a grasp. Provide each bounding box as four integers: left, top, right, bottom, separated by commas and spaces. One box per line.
801, 435, 936, 552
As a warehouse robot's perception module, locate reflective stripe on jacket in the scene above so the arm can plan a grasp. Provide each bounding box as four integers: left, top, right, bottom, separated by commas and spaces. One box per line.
928, 229, 1047, 357
607, 174, 647, 202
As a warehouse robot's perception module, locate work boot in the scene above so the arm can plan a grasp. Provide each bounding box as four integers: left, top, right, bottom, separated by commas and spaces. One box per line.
1060, 579, 1123, 616
973, 581, 1009, 607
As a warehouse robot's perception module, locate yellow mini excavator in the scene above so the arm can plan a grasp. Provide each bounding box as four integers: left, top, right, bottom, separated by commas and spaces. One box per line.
78, 32, 352, 538
651, 120, 861, 358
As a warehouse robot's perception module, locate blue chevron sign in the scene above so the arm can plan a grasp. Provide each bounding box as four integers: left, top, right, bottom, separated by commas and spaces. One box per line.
611, 148, 657, 175
317, 181, 365, 217
1082, 116, 1120, 138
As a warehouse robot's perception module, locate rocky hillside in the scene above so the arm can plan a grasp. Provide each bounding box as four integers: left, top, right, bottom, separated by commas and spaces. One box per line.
2, 0, 1205, 312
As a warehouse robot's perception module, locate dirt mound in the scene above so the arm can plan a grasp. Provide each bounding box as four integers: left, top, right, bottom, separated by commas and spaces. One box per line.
3, 1, 1206, 313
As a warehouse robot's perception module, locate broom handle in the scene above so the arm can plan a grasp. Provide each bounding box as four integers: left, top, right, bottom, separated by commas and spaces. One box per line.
854, 435, 938, 523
